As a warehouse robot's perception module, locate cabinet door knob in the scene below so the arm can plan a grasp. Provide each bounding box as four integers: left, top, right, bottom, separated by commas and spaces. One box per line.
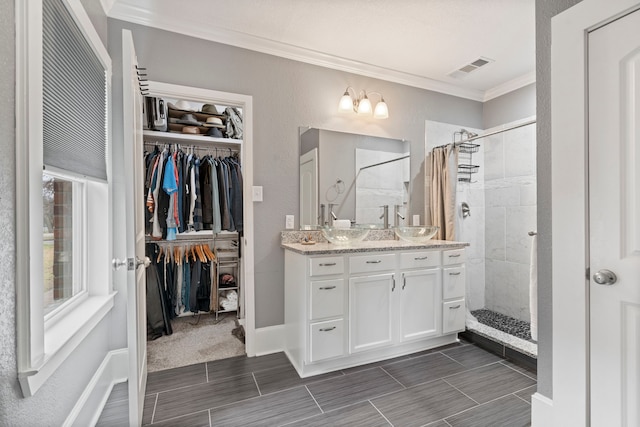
319, 326, 336, 332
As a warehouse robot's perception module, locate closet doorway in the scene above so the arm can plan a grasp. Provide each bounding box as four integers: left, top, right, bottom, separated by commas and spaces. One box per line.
135, 81, 255, 374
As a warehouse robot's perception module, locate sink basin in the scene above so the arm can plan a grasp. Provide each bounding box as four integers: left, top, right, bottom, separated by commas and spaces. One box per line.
321, 226, 370, 245
394, 226, 439, 243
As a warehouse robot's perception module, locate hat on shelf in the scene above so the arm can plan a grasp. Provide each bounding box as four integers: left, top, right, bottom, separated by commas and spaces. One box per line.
167, 100, 196, 112
203, 116, 225, 128
206, 127, 223, 138
181, 126, 200, 134
177, 113, 202, 126
201, 104, 219, 114
219, 273, 236, 286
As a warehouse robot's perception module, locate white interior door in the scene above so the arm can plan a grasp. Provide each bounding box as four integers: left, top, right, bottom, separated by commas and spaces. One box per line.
588, 9, 640, 425
122, 29, 147, 426
300, 148, 318, 226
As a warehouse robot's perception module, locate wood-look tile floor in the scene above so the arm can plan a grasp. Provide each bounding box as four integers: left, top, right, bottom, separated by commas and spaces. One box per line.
96, 341, 536, 427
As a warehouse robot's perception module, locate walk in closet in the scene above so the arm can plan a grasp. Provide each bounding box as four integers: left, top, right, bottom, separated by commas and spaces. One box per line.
141, 92, 248, 372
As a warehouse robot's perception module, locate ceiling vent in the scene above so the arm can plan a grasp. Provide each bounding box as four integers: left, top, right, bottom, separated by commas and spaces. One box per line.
448, 57, 494, 79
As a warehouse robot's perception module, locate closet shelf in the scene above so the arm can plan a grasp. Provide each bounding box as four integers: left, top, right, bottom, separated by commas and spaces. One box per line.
143, 130, 242, 147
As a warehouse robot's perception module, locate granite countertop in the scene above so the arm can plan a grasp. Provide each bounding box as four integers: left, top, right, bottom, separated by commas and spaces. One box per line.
281, 239, 469, 255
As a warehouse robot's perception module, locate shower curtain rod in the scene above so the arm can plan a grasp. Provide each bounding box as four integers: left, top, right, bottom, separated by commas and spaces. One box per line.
454, 118, 537, 146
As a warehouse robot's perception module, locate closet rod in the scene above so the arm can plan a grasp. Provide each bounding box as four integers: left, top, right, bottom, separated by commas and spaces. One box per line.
143, 142, 239, 153
454, 119, 536, 146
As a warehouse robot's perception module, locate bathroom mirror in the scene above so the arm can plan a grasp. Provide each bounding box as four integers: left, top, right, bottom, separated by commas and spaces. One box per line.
299, 127, 410, 228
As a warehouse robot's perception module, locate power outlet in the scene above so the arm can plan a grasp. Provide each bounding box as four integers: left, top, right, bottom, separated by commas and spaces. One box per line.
285, 215, 295, 229
413, 214, 420, 226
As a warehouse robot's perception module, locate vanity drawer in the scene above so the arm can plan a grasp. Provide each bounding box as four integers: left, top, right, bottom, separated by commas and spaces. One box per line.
349, 253, 396, 274
443, 248, 466, 266
443, 299, 466, 334
310, 319, 345, 362
310, 279, 344, 320
443, 266, 466, 300
310, 256, 344, 276
399, 251, 441, 269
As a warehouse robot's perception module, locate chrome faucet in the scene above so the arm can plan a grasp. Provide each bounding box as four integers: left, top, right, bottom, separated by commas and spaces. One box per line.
379, 205, 389, 229
319, 204, 326, 226
328, 203, 339, 226
394, 204, 405, 227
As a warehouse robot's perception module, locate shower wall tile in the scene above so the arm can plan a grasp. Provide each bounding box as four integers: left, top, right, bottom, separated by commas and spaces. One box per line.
505, 206, 536, 265
520, 181, 537, 206
466, 259, 485, 311
485, 185, 520, 208
504, 125, 536, 178
485, 259, 530, 322
483, 134, 504, 181
485, 207, 506, 261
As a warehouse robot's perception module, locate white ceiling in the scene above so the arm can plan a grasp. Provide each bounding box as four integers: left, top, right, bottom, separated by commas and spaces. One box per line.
105, 0, 536, 101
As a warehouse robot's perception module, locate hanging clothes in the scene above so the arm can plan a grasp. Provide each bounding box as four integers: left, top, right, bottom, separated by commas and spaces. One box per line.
143, 144, 244, 239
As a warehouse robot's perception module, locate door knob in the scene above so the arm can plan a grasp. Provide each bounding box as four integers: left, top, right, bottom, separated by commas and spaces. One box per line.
593, 269, 617, 285
136, 256, 151, 269
112, 256, 151, 271
112, 258, 127, 270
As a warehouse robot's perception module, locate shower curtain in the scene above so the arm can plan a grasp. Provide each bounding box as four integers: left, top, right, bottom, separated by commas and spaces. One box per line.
429, 145, 459, 241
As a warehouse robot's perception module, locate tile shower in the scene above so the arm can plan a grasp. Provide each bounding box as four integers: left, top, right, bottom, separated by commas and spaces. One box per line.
426, 117, 537, 356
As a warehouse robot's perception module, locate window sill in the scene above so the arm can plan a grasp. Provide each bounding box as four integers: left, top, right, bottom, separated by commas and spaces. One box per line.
18, 293, 116, 397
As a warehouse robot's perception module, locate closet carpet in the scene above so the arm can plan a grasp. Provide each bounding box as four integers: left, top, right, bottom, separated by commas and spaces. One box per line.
146, 314, 245, 372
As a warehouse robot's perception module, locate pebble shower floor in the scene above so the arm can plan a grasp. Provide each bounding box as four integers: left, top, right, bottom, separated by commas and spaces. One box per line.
471, 309, 533, 341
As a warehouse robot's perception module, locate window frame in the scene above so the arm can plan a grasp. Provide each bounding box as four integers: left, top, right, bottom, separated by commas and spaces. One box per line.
42, 168, 88, 324
15, 0, 114, 397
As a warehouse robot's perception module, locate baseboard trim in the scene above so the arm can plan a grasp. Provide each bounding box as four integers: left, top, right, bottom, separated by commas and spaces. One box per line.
64, 348, 129, 427
531, 392, 553, 427
254, 324, 284, 356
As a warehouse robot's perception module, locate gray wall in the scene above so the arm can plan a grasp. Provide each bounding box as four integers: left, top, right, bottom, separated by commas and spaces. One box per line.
483, 83, 536, 129
535, 0, 583, 399
107, 19, 484, 328
0, 0, 116, 423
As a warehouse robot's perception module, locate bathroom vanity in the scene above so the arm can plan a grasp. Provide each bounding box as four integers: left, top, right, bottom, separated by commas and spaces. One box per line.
282, 238, 468, 377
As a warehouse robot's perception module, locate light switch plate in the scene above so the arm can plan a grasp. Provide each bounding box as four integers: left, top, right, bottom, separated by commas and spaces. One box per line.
285, 215, 294, 229
252, 186, 263, 202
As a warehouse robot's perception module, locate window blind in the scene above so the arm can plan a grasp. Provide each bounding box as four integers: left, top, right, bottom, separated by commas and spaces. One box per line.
43, 0, 107, 180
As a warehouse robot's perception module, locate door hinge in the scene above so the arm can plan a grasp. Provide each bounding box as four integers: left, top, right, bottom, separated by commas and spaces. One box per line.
585, 267, 590, 280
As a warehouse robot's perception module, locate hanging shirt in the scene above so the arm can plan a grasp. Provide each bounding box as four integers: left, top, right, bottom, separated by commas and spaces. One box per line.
163, 154, 179, 241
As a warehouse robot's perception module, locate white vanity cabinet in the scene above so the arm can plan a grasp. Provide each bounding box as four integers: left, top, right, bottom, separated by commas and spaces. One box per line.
349, 273, 394, 353
284, 243, 466, 378
442, 248, 467, 334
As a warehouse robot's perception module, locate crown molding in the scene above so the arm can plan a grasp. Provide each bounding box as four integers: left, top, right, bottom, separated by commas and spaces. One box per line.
108, 3, 535, 103
108, 4, 491, 101
482, 70, 536, 101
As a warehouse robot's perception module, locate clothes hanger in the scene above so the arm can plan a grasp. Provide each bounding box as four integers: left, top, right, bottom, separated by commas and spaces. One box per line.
156, 246, 163, 263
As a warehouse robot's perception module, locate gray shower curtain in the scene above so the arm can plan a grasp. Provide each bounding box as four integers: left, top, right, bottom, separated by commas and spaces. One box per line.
429, 145, 458, 241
